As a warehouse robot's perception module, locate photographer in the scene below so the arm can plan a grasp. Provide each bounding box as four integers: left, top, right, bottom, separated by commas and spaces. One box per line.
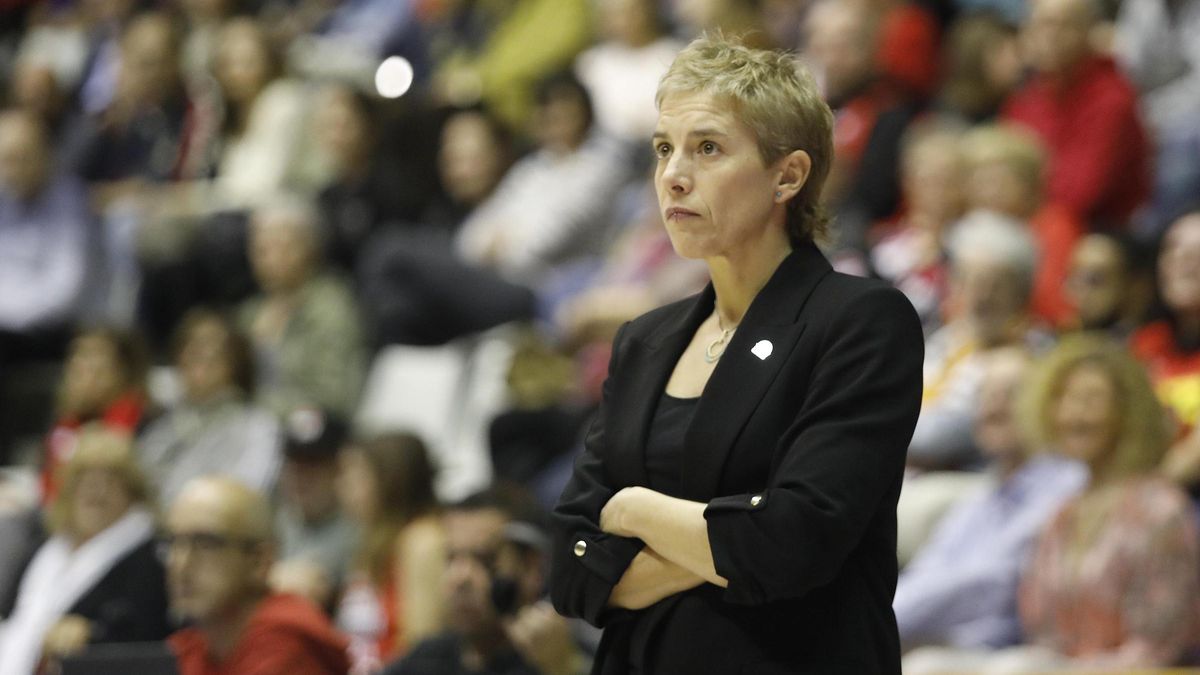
382, 485, 587, 675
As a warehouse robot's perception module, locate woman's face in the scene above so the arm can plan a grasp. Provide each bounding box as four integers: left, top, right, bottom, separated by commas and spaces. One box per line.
1160, 214, 1200, 318
63, 335, 126, 415
71, 468, 133, 543
215, 23, 272, 106
438, 112, 506, 206
179, 319, 236, 403
654, 92, 787, 261
966, 160, 1037, 218
249, 213, 316, 294
902, 141, 964, 227
1052, 362, 1120, 468
314, 88, 369, 174
1066, 235, 1126, 328
973, 350, 1028, 462
336, 449, 379, 523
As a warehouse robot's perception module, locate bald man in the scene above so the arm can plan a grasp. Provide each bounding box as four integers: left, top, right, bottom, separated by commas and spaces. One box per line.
1003, 0, 1150, 227
165, 476, 351, 675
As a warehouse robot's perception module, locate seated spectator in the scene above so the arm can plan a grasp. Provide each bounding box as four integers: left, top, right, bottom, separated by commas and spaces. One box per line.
40, 327, 149, 504
909, 211, 1044, 470
0, 431, 169, 675
935, 12, 1022, 124
137, 309, 281, 507
166, 476, 351, 675
1132, 210, 1200, 485
0, 108, 94, 361
423, 106, 515, 234
335, 433, 445, 666
455, 71, 630, 291
271, 407, 360, 608
896, 347, 1086, 654
238, 196, 366, 418
1063, 233, 1154, 338
960, 123, 1086, 327
382, 485, 586, 675
574, 0, 684, 146
869, 122, 967, 334
1003, 0, 1150, 229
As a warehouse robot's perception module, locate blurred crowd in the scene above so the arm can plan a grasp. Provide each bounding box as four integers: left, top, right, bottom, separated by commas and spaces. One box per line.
0, 0, 1197, 672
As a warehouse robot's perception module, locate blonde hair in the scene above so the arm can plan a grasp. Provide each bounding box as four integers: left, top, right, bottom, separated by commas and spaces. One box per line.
961, 123, 1047, 194
656, 32, 835, 246
1018, 334, 1170, 480
47, 430, 151, 537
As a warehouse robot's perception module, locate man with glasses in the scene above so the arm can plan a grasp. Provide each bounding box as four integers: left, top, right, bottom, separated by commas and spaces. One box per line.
164, 476, 351, 674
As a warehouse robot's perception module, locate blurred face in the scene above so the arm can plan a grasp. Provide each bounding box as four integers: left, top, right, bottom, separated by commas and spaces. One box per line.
118, 16, 178, 107
0, 113, 49, 201
599, 0, 658, 45
654, 92, 785, 261
805, 3, 874, 103
442, 508, 508, 637
215, 23, 272, 106
973, 350, 1029, 462
951, 257, 1028, 343
178, 319, 236, 403
438, 113, 506, 206
1024, 0, 1093, 78
983, 34, 1023, 94
966, 160, 1038, 218
533, 90, 590, 155
63, 334, 127, 416
1160, 214, 1200, 318
314, 88, 370, 174
1066, 235, 1127, 328
281, 458, 341, 523
249, 211, 317, 294
336, 449, 380, 523
71, 468, 133, 543
1052, 362, 1119, 468
903, 141, 964, 227
166, 487, 268, 624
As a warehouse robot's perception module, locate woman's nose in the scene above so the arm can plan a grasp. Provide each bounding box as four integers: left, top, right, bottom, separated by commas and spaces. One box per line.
660, 152, 692, 194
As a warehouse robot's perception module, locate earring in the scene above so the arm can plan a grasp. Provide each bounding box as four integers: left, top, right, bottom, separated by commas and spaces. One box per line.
775, 191, 782, 198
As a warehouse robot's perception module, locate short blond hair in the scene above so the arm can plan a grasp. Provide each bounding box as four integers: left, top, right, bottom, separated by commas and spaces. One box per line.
656, 33, 835, 246
48, 430, 151, 536
961, 123, 1047, 193
1017, 334, 1170, 480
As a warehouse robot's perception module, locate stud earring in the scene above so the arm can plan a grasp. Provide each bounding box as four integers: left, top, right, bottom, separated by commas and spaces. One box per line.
775, 191, 782, 198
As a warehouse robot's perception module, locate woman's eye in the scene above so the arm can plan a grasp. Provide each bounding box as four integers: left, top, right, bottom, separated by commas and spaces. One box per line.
654, 143, 671, 159
700, 141, 717, 155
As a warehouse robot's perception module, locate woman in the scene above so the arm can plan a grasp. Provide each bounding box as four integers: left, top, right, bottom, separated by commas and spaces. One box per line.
335, 433, 445, 668
1014, 336, 1199, 668
0, 431, 169, 675
137, 308, 280, 507
549, 35, 923, 674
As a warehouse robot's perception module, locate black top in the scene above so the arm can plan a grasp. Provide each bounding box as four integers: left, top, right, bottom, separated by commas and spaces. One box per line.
643, 392, 699, 498
382, 633, 539, 675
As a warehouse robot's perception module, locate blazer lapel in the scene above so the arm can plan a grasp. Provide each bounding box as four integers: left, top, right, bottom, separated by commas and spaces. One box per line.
607, 286, 714, 488
681, 243, 833, 501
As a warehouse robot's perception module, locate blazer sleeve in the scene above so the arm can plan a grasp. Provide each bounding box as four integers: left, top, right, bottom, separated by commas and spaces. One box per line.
704, 285, 923, 605
549, 322, 646, 627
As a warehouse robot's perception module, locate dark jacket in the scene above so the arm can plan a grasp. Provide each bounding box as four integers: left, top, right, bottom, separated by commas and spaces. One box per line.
69, 538, 172, 644
549, 243, 923, 674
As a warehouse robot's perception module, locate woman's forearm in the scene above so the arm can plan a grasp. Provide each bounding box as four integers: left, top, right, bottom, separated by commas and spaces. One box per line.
608, 548, 705, 609
602, 487, 728, 587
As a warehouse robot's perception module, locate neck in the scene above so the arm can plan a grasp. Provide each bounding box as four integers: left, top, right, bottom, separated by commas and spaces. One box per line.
203, 595, 265, 662
706, 238, 792, 328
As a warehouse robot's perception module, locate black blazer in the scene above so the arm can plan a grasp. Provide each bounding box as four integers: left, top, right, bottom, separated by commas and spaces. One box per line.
550, 243, 923, 674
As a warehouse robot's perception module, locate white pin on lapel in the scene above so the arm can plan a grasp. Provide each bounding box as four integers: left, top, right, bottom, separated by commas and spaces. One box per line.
751, 340, 773, 361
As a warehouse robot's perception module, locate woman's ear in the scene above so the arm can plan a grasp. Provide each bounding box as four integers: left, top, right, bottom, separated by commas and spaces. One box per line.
776, 150, 812, 203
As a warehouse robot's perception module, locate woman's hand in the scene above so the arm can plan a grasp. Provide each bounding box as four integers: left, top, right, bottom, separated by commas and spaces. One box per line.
600, 486, 650, 538
42, 614, 92, 659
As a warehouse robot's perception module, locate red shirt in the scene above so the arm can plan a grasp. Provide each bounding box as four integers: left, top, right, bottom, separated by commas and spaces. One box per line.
1030, 202, 1086, 327
1003, 56, 1150, 228
40, 391, 145, 504
169, 594, 352, 675
1131, 321, 1200, 430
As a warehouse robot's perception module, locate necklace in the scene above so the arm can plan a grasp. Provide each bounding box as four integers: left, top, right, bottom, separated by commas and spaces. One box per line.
704, 314, 737, 363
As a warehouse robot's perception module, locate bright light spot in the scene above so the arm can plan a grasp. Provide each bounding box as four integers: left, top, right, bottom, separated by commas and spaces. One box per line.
375, 57, 414, 99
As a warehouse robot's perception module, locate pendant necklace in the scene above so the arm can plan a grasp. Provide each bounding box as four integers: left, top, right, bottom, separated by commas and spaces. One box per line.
704, 314, 737, 363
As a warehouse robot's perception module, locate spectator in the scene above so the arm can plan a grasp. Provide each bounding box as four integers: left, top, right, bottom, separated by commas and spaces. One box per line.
238, 196, 366, 418
1003, 0, 1151, 229
137, 308, 281, 507
271, 407, 359, 609
424, 107, 515, 234
935, 12, 1022, 123
1132, 211, 1200, 485
896, 347, 1086, 659
40, 327, 148, 504
335, 433, 445, 666
1063, 233, 1154, 338
960, 123, 1086, 327
0, 431, 169, 675
0, 108, 94, 360
382, 485, 587, 675
869, 121, 967, 334
166, 476, 352, 675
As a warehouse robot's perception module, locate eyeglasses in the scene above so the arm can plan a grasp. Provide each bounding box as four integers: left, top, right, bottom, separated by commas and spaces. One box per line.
158, 532, 262, 559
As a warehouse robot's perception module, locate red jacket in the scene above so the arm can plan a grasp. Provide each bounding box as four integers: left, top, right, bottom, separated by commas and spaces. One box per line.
1003, 56, 1150, 228
169, 594, 351, 675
